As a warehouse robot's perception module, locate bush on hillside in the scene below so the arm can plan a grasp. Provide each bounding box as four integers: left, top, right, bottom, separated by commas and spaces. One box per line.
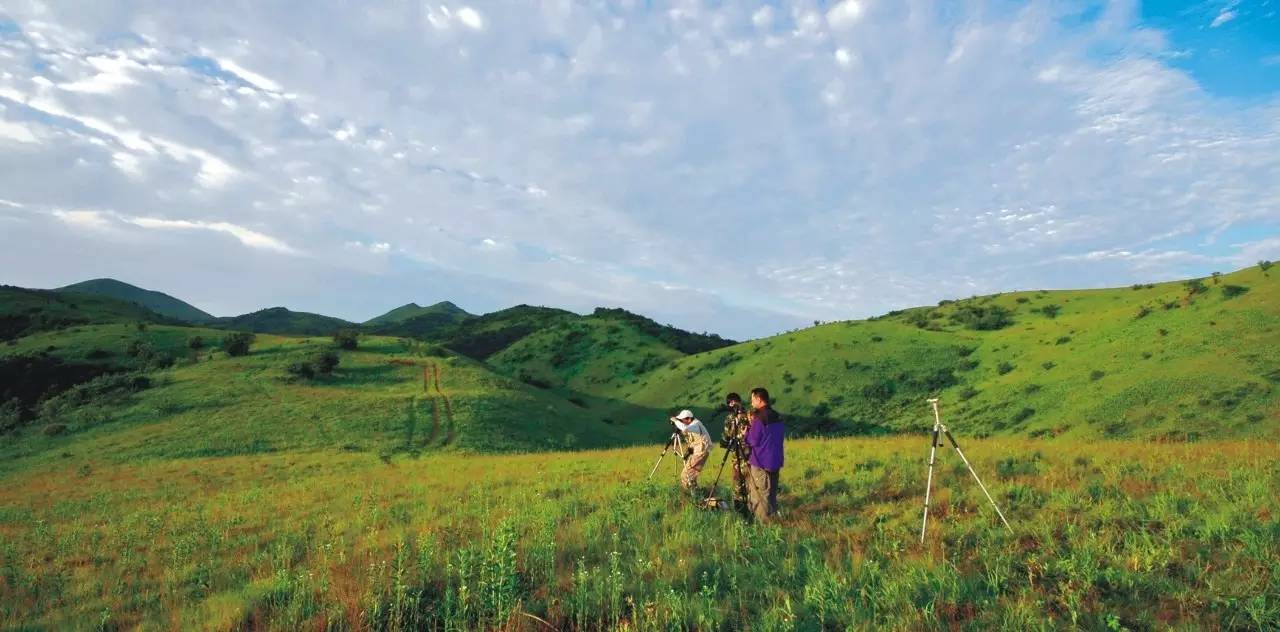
950, 304, 1014, 331
287, 351, 340, 380
1222, 285, 1249, 299
333, 329, 360, 350
997, 361, 1015, 375
37, 373, 151, 422
188, 336, 204, 350
1134, 306, 1151, 319
1184, 279, 1208, 296
1038, 304, 1061, 319
1090, 370, 1106, 381
1259, 260, 1273, 272
222, 332, 255, 357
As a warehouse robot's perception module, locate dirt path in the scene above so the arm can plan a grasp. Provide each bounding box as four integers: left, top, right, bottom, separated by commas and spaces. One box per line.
422, 366, 441, 446
431, 362, 457, 445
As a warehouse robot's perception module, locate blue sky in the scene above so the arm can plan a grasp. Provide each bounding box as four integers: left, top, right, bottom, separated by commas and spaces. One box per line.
0, 1, 1277, 339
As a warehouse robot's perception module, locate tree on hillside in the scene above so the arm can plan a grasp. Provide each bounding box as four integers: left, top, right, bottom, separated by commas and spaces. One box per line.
222, 332, 255, 357
333, 329, 359, 350
188, 336, 204, 350
1260, 260, 1274, 272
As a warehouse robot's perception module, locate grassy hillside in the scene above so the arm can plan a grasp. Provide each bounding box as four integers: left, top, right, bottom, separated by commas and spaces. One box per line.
0, 437, 1274, 629
612, 265, 1279, 440
364, 301, 471, 327
0, 285, 169, 340
0, 328, 661, 471
56, 278, 214, 323
212, 307, 354, 336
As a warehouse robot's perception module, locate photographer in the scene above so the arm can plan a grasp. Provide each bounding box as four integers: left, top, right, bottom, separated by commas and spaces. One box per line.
744, 387, 785, 523
721, 393, 752, 517
670, 409, 712, 497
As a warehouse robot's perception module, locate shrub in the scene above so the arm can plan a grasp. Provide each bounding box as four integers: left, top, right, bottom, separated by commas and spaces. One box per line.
861, 379, 895, 401
1012, 408, 1035, 423
286, 361, 316, 379
333, 329, 359, 350
957, 358, 979, 371
1090, 370, 1105, 381
188, 336, 205, 350
1134, 306, 1151, 319
958, 386, 979, 401
314, 350, 339, 374
222, 332, 255, 357
1015, 297, 1029, 304
1042, 361, 1056, 370
1039, 304, 1061, 319
1055, 336, 1071, 345
870, 335, 884, 342
950, 304, 1014, 330
997, 362, 1015, 375
1184, 279, 1208, 295
1222, 285, 1249, 299
1260, 260, 1274, 272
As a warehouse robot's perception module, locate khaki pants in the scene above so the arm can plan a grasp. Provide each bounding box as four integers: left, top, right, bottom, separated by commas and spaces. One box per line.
747, 465, 779, 523
681, 437, 710, 493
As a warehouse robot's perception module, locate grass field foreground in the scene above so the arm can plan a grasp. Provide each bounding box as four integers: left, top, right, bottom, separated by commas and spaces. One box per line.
0, 436, 1275, 630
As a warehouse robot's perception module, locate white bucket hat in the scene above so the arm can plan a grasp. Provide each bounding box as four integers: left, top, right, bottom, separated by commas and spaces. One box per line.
671, 409, 696, 422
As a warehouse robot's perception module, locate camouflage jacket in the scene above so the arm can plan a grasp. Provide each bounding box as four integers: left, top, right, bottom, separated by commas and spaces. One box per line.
721, 410, 752, 457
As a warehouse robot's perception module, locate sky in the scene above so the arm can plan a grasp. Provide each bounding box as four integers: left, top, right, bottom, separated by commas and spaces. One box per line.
0, 1, 1277, 340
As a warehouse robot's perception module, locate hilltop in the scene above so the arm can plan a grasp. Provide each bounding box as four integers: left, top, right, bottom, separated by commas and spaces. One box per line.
56, 278, 214, 323
210, 307, 355, 336
363, 301, 472, 327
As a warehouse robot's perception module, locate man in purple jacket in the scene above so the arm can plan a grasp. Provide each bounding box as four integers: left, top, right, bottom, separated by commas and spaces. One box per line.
745, 387, 785, 523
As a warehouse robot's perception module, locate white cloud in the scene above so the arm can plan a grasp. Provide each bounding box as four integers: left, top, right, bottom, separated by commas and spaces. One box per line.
0, 118, 39, 143
215, 57, 282, 92
456, 7, 485, 30
751, 7, 774, 29
60, 54, 141, 94
52, 209, 112, 230
124, 216, 298, 254
1210, 9, 1237, 28
834, 48, 854, 67
826, 0, 866, 29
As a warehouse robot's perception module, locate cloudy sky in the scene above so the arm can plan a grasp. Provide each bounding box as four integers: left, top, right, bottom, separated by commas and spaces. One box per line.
0, 1, 1277, 339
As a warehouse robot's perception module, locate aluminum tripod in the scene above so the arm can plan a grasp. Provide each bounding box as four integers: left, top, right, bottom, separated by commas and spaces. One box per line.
647, 431, 686, 479
920, 398, 1012, 543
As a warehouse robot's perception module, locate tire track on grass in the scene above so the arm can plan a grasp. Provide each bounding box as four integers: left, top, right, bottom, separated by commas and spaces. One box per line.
423, 365, 441, 447
432, 362, 457, 445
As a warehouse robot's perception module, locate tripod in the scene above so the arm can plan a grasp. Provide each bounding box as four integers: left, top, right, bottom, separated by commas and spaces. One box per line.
920, 398, 1011, 543
702, 434, 744, 506
647, 431, 686, 479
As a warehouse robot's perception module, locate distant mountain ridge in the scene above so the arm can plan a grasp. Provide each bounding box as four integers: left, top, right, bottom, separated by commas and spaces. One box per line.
211, 307, 354, 336
364, 301, 471, 327
39, 279, 737, 358
56, 278, 213, 323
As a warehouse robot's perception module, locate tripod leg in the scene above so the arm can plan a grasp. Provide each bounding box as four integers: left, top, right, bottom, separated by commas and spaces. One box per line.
703, 445, 734, 502
943, 430, 1012, 532
920, 425, 941, 544
648, 448, 668, 479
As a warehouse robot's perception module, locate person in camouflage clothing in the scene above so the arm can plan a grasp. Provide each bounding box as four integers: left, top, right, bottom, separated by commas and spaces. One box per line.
721, 393, 753, 518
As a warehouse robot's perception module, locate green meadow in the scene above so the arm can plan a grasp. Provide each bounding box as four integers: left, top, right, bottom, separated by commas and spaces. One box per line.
0, 264, 1277, 629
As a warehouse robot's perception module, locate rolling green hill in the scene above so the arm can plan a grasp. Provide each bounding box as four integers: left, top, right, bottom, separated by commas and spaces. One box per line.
615, 265, 1279, 440
56, 278, 214, 323
212, 307, 355, 336
364, 301, 471, 327
0, 285, 170, 340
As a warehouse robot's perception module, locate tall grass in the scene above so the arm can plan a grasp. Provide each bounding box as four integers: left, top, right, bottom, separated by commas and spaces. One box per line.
0, 437, 1275, 629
